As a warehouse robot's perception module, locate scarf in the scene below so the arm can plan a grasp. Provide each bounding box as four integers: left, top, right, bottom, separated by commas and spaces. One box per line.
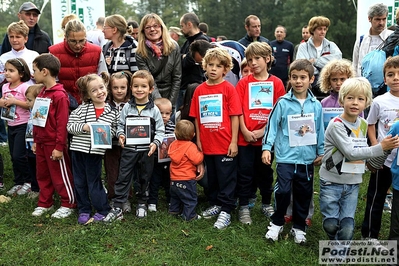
145, 39, 163, 60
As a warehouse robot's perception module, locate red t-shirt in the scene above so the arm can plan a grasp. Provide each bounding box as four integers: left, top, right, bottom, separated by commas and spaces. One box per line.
189, 80, 242, 155
236, 74, 286, 146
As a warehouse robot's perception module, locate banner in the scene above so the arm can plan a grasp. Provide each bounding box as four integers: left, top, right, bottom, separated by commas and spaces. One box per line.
51, 0, 105, 44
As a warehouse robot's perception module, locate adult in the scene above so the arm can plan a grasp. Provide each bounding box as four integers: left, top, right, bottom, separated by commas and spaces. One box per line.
269, 25, 294, 86
352, 3, 392, 77
86, 17, 107, 48
1, 2, 51, 55
293, 25, 311, 60
169, 27, 182, 42
102, 15, 138, 75
177, 12, 209, 110
49, 19, 107, 104
296, 16, 342, 100
127, 21, 139, 41
238, 15, 271, 47
136, 13, 181, 108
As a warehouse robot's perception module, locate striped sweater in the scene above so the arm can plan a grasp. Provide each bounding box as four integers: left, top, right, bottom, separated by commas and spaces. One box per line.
67, 102, 119, 155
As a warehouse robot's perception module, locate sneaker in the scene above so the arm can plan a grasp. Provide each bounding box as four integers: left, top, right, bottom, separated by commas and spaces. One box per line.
16, 183, 31, 195
291, 228, 307, 244
136, 204, 147, 218
148, 204, 157, 212
92, 212, 106, 222
32, 206, 54, 217
122, 201, 131, 213
51, 206, 74, 219
284, 215, 293, 224
103, 207, 123, 223
27, 191, 39, 199
248, 197, 257, 209
78, 213, 91, 225
239, 206, 252, 225
214, 211, 231, 229
305, 218, 312, 227
7, 185, 22, 195
202, 205, 222, 219
0, 182, 4, 190
0, 142, 7, 147
262, 204, 275, 217
265, 222, 283, 242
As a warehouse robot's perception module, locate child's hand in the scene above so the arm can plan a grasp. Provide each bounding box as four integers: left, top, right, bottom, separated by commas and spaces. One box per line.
380, 134, 399, 151
262, 150, 271, 165
83, 124, 90, 132
148, 143, 156, 156
51, 149, 63, 161
195, 163, 205, 181
313, 156, 323, 166
243, 129, 257, 142
32, 143, 36, 154
119, 135, 125, 148
252, 128, 264, 140
227, 142, 238, 157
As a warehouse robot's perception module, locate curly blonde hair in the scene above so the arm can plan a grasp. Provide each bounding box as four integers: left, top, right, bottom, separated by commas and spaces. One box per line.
202, 47, 233, 73
318, 59, 355, 93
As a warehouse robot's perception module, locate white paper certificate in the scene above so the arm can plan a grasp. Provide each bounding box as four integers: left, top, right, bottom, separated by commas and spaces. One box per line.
125, 116, 151, 145
31, 97, 51, 127
341, 138, 367, 174
199, 94, 223, 124
287, 113, 317, 147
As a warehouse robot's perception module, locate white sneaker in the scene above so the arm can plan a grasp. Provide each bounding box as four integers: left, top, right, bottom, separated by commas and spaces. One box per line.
291, 228, 307, 244
17, 183, 31, 195
214, 211, 231, 229
32, 206, 54, 217
202, 205, 222, 219
136, 204, 147, 218
51, 206, 75, 219
239, 206, 252, 225
7, 185, 22, 195
148, 204, 157, 212
265, 222, 283, 241
122, 201, 131, 213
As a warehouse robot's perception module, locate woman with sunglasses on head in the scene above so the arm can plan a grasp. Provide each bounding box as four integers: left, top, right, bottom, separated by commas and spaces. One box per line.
135, 13, 181, 110
49, 19, 107, 105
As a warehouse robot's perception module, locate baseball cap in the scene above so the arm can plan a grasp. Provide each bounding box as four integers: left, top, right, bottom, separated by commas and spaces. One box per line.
19, 2, 41, 14
169, 26, 182, 36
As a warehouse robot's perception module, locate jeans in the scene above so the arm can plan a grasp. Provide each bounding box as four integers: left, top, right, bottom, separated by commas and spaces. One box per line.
319, 179, 359, 240
0, 118, 7, 142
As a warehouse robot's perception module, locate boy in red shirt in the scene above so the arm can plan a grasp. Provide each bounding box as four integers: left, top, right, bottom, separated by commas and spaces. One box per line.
189, 47, 242, 229
168, 119, 203, 221
236, 42, 286, 224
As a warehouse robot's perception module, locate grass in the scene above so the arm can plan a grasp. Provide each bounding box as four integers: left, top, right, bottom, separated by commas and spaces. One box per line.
0, 146, 391, 266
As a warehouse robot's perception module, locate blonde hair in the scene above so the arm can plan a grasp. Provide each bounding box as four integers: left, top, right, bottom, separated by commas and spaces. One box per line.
136, 13, 176, 58
175, 119, 195, 140
308, 16, 330, 35
7, 20, 29, 37
26, 84, 44, 97
105, 15, 127, 42
154, 98, 172, 110
245, 42, 273, 70
240, 58, 248, 71
202, 47, 233, 71
338, 77, 372, 108
61, 14, 79, 31
319, 59, 355, 93
131, 70, 155, 89
64, 19, 86, 38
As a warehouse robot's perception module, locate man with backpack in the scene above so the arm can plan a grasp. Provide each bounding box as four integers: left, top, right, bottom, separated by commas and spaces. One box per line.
352, 3, 393, 77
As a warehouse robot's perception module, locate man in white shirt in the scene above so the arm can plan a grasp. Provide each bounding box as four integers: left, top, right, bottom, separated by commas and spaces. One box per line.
352, 3, 393, 76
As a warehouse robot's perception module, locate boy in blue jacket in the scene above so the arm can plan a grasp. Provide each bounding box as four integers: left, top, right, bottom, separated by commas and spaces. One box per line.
262, 59, 324, 244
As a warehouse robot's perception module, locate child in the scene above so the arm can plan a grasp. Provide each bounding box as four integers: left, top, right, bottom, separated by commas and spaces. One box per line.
104, 71, 132, 205
262, 59, 324, 244
361, 56, 399, 241
0, 20, 39, 84
31, 53, 76, 218
240, 58, 253, 78
0, 58, 31, 196
148, 98, 176, 212
168, 119, 203, 220
104, 70, 165, 221
235, 42, 285, 225
67, 72, 119, 224
189, 47, 242, 229
319, 77, 399, 241
25, 84, 44, 199
319, 59, 355, 108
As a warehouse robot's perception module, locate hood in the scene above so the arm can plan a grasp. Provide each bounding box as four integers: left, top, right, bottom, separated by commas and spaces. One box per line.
120, 35, 137, 49
168, 140, 192, 164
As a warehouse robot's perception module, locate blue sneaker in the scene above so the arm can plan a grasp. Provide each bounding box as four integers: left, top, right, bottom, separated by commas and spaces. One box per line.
202, 205, 221, 219
78, 213, 91, 225
248, 197, 257, 209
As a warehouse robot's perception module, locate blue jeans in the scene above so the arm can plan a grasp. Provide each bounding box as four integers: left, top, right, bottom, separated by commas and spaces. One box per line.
0, 118, 7, 142
319, 179, 359, 240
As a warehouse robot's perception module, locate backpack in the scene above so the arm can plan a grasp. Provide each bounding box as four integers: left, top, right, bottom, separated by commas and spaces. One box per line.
361, 42, 386, 94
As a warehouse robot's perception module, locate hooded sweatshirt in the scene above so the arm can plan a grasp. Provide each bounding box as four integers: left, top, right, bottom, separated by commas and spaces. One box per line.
168, 140, 203, 181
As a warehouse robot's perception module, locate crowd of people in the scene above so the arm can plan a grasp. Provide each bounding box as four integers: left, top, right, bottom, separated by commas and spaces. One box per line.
2, 1, 399, 253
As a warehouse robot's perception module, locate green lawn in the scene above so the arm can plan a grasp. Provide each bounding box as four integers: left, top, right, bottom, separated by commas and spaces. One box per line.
0, 147, 390, 265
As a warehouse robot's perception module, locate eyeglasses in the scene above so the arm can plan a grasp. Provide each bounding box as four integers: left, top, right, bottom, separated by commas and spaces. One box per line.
144, 24, 161, 31
67, 39, 86, 45
103, 26, 113, 30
